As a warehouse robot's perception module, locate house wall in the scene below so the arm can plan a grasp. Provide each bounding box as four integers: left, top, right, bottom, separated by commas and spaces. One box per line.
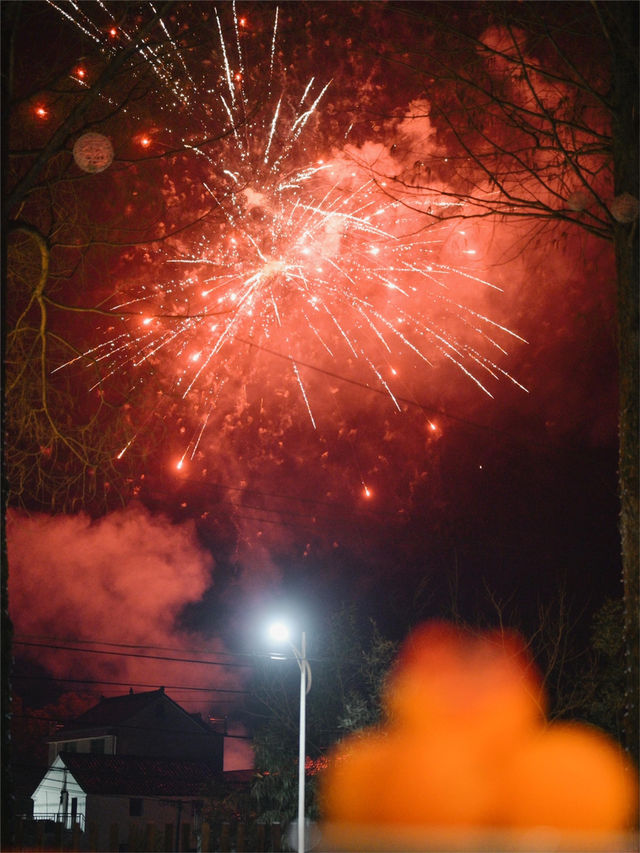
86, 793, 200, 852
32, 756, 86, 830
48, 734, 116, 764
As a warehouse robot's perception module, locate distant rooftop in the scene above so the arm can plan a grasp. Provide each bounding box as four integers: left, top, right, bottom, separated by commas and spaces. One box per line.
52, 688, 166, 735
50, 687, 214, 740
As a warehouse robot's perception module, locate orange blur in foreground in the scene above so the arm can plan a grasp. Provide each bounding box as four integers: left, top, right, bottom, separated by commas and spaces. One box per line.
320, 621, 638, 832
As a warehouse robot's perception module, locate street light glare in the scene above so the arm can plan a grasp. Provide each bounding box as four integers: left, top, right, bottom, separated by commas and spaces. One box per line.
269, 621, 290, 643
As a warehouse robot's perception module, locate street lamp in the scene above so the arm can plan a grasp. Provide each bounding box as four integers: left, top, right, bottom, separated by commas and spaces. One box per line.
269, 621, 312, 853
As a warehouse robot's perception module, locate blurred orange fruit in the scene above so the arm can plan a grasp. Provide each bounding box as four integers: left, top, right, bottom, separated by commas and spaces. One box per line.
378, 731, 498, 826
499, 722, 638, 831
384, 622, 546, 752
320, 730, 390, 824
320, 622, 638, 835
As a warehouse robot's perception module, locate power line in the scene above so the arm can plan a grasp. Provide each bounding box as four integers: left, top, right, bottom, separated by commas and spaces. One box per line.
13, 641, 253, 668
237, 335, 541, 443
12, 633, 374, 667
11, 673, 249, 696
170, 473, 398, 518
14, 635, 254, 660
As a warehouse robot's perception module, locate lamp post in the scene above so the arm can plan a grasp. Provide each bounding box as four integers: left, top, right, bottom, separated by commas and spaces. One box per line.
269, 622, 312, 853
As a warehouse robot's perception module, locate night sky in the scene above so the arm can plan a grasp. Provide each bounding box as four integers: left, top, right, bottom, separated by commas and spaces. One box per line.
5, 1, 623, 774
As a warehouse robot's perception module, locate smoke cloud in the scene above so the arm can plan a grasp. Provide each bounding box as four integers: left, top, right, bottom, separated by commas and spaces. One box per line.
8, 505, 245, 705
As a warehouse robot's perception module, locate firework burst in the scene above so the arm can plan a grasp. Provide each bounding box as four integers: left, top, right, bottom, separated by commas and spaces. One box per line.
53, 4, 527, 465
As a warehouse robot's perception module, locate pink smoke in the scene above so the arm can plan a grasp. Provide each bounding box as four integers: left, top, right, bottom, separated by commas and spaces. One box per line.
8, 506, 240, 703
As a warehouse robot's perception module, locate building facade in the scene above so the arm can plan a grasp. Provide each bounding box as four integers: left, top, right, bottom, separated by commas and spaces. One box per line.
31, 688, 228, 851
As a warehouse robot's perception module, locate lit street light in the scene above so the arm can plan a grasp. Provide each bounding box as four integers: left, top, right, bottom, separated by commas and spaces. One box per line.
269, 621, 312, 853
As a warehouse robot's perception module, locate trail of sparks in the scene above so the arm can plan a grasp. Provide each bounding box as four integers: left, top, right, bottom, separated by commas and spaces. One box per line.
50, 3, 527, 464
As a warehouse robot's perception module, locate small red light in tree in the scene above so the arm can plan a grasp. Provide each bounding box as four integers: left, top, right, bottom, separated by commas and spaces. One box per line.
239, 17, 247, 26
109, 27, 117, 37
35, 106, 48, 119
140, 136, 151, 148
76, 67, 86, 78
234, 72, 242, 82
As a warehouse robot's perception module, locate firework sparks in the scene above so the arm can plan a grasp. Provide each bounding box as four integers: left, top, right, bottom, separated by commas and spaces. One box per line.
53, 4, 527, 463
112, 168, 527, 459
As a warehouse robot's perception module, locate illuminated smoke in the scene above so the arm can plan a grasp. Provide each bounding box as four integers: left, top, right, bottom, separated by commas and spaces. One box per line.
7, 506, 237, 698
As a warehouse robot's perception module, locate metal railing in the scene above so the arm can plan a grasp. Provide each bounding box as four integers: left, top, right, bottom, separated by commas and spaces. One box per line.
31, 812, 86, 831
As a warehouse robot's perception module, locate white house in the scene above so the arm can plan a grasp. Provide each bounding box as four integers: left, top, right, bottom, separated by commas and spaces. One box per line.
31, 687, 232, 851
32, 751, 223, 850
32, 753, 86, 829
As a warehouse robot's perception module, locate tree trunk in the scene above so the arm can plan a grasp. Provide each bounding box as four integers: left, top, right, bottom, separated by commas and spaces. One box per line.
610, 0, 639, 761
615, 221, 639, 761
1, 1, 19, 845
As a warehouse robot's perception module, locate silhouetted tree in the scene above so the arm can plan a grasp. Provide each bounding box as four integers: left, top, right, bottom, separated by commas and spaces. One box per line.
365, 0, 638, 758
2, 3, 252, 842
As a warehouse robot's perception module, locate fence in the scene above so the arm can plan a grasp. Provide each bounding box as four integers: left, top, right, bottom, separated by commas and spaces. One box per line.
30, 814, 86, 832
11, 817, 284, 852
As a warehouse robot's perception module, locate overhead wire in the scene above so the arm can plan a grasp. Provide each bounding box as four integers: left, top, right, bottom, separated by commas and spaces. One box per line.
237, 336, 545, 443
13, 640, 254, 668
11, 673, 249, 696
14, 634, 255, 660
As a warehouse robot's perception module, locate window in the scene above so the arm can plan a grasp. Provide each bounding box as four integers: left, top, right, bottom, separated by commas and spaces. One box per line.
129, 798, 143, 817
90, 738, 104, 754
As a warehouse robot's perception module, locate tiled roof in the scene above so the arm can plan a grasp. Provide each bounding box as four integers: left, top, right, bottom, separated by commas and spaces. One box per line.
59, 753, 221, 797
51, 688, 215, 742
220, 769, 254, 786
58, 689, 165, 731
